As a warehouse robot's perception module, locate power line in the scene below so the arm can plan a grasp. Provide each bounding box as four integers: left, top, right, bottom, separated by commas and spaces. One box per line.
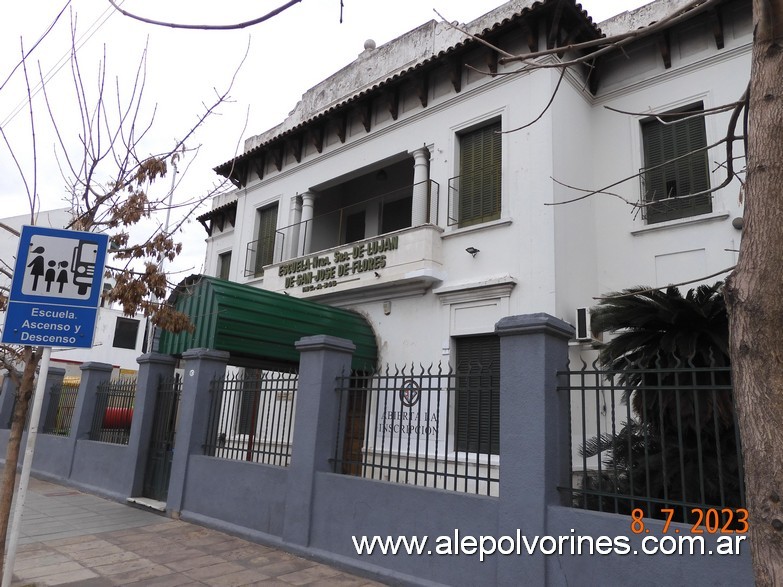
0, 1, 122, 129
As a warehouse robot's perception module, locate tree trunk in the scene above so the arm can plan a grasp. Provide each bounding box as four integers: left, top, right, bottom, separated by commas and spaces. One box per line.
0, 348, 39, 579
725, 2, 783, 585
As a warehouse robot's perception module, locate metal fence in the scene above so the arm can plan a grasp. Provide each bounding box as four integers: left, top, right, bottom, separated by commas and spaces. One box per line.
42, 382, 80, 436
560, 357, 745, 524
89, 378, 136, 445
143, 375, 182, 501
333, 364, 500, 496
204, 369, 298, 466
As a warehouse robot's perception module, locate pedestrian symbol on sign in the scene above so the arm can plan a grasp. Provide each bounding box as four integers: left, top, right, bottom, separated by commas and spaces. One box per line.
20, 236, 100, 300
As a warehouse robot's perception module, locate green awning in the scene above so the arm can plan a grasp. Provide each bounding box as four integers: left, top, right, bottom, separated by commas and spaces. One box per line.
159, 275, 377, 371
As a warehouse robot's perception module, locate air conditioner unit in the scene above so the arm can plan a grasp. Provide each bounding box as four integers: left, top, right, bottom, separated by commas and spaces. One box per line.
575, 307, 593, 341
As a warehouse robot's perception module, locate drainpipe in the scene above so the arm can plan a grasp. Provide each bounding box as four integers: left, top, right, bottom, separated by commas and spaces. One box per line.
411, 146, 431, 226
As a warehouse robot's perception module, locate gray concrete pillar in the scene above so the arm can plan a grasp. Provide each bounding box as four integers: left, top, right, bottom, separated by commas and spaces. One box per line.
72, 362, 114, 441
495, 313, 573, 587
128, 353, 178, 496
283, 335, 356, 546
411, 146, 431, 226
166, 348, 228, 515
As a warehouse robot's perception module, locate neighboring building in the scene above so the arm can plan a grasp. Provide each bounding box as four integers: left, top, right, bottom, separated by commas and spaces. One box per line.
0, 209, 149, 379
196, 0, 748, 471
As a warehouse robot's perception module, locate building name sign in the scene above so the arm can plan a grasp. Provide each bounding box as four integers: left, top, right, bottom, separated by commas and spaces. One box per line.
278, 235, 399, 292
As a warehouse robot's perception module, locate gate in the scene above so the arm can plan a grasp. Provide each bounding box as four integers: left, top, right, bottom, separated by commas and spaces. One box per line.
143, 375, 182, 501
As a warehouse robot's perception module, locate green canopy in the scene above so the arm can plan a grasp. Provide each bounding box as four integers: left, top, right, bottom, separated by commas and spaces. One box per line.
159, 275, 377, 371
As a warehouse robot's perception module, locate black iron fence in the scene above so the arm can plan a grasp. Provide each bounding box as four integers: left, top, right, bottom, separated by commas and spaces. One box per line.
204, 369, 298, 466
89, 379, 136, 445
560, 357, 745, 524
143, 375, 182, 501
333, 364, 499, 496
42, 382, 79, 436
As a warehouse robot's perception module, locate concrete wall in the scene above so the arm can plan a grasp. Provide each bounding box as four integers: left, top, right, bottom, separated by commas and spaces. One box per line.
0, 314, 754, 586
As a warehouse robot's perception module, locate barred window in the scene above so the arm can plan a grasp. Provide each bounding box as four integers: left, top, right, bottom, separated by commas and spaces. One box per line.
641, 104, 711, 224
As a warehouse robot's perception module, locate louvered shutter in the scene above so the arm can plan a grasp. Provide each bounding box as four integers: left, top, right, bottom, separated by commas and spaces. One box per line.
255, 203, 279, 275
459, 122, 502, 227
642, 105, 711, 223
455, 335, 500, 455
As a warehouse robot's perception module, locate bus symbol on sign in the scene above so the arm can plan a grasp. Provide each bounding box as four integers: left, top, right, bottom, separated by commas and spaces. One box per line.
21, 235, 101, 300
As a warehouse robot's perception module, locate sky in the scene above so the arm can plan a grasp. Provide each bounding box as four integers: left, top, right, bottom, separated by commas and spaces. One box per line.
0, 0, 651, 279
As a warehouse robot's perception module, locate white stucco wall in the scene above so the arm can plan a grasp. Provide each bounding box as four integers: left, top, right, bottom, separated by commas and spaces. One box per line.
201, 0, 750, 368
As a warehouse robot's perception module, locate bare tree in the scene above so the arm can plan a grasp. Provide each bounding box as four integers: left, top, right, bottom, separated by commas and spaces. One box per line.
441, 0, 780, 582
0, 16, 242, 577
723, 2, 783, 584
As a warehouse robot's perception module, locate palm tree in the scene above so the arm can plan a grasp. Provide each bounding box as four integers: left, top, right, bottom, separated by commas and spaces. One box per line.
579, 282, 742, 521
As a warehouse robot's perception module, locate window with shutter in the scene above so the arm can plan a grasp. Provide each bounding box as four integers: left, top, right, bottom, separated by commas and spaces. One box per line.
458, 121, 502, 227
641, 104, 711, 224
254, 203, 279, 276
455, 335, 500, 455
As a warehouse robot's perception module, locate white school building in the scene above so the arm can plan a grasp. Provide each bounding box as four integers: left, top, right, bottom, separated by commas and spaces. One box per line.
191, 0, 748, 476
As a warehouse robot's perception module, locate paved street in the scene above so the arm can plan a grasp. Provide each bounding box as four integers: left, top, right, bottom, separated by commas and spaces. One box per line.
8, 476, 386, 586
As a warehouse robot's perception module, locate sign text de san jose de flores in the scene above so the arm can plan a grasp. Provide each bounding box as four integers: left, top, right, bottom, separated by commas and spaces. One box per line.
278, 235, 399, 291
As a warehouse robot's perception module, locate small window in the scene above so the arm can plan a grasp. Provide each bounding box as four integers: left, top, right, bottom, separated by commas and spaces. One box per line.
113, 318, 140, 350
455, 335, 500, 455
218, 252, 232, 280
641, 103, 711, 224
452, 121, 502, 227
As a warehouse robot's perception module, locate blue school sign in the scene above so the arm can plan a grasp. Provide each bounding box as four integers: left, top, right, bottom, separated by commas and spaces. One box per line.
2, 226, 109, 348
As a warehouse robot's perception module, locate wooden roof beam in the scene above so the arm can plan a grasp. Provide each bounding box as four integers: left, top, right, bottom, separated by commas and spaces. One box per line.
387, 87, 400, 120
518, 18, 539, 53
359, 98, 372, 133
290, 134, 303, 163
273, 144, 284, 171
449, 57, 463, 93
586, 57, 601, 95
252, 152, 266, 181
485, 49, 498, 75
657, 31, 672, 69
311, 124, 324, 153
415, 73, 429, 108
335, 112, 348, 143
547, 0, 565, 50
709, 8, 724, 49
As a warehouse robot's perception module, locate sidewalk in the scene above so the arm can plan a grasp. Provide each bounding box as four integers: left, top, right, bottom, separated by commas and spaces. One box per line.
8, 476, 386, 586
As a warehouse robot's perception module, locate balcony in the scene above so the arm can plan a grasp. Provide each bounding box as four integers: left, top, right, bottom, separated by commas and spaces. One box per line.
256, 181, 441, 300
283, 180, 438, 262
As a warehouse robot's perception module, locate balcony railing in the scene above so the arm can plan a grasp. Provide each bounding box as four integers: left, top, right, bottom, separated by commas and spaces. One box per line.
245, 236, 278, 278
447, 166, 501, 228
273, 180, 438, 264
